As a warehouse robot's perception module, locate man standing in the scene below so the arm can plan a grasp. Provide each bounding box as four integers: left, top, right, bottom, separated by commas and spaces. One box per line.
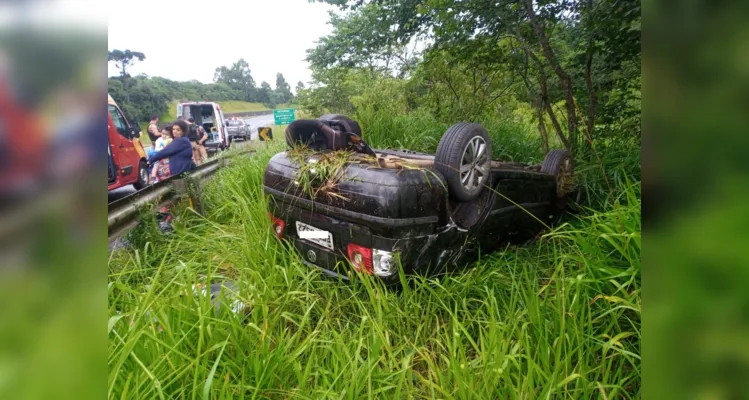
146, 115, 161, 144
186, 118, 208, 164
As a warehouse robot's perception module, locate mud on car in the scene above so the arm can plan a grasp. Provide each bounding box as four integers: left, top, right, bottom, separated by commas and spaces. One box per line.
263, 114, 573, 283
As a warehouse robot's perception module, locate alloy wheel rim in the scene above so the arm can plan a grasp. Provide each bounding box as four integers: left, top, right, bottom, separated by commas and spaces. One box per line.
140, 167, 149, 184
459, 136, 490, 192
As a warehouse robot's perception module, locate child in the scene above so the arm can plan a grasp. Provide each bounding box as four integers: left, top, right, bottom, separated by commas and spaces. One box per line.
151, 124, 174, 182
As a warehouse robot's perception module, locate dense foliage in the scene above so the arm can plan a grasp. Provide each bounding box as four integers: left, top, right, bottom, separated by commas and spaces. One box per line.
108, 54, 299, 123
301, 0, 641, 154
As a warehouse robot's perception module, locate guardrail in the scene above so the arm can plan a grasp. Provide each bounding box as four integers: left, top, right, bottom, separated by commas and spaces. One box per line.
108, 147, 255, 246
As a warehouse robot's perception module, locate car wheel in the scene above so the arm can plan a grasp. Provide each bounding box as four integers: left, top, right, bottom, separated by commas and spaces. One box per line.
434, 123, 493, 202
319, 114, 362, 137
133, 160, 149, 190
540, 149, 573, 197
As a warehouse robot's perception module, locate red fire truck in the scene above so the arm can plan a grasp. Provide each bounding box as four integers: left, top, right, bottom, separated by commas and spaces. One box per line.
107, 94, 149, 191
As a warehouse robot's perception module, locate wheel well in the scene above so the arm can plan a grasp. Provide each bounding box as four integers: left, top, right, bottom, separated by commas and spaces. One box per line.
449, 180, 496, 229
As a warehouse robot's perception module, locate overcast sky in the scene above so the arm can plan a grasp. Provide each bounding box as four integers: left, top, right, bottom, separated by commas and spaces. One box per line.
108, 0, 336, 90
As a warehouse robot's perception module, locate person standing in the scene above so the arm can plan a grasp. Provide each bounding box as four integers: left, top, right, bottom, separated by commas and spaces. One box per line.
186, 117, 208, 164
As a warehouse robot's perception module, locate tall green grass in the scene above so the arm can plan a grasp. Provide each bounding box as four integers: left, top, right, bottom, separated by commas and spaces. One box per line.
573, 137, 642, 210
355, 108, 545, 163
109, 134, 641, 398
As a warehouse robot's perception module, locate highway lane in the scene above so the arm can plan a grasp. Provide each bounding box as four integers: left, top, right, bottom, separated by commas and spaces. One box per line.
108, 114, 272, 204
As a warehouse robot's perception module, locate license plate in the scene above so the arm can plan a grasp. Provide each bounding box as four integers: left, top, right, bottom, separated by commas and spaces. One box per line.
295, 221, 334, 250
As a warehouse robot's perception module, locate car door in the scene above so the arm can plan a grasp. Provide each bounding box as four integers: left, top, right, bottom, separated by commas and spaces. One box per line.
108, 113, 118, 184
241, 120, 248, 136
215, 105, 228, 146
108, 104, 139, 183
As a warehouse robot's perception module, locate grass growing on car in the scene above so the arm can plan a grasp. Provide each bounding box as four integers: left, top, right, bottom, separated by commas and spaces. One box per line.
288, 145, 445, 201
287, 145, 356, 202
108, 136, 641, 398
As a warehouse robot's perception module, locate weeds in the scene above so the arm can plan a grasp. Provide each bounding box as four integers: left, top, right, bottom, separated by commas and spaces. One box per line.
288, 146, 356, 201
108, 115, 641, 398
286, 144, 442, 202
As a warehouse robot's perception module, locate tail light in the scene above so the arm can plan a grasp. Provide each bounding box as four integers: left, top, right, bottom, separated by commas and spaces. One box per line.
346, 244, 398, 277
372, 249, 396, 277
347, 243, 373, 274
269, 213, 285, 239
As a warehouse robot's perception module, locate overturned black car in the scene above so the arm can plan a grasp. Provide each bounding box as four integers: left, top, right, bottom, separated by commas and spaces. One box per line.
263, 114, 573, 283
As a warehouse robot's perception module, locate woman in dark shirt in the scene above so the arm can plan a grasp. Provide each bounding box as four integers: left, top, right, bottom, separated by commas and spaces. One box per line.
147, 120, 196, 177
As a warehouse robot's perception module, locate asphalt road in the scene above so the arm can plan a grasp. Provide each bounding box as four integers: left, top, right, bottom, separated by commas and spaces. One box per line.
107, 113, 273, 204
245, 114, 275, 140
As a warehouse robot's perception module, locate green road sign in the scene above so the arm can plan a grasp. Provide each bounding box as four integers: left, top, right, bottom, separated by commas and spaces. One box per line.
273, 108, 296, 125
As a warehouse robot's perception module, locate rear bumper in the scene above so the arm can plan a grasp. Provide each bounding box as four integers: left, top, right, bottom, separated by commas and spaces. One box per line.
273, 199, 405, 282
266, 186, 473, 282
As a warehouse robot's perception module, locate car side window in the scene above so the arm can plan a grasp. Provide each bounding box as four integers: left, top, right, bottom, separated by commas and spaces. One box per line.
108, 105, 130, 139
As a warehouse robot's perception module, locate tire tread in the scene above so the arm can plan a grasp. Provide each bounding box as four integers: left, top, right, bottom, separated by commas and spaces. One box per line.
434, 123, 492, 202
133, 160, 149, 190
540, 149, 572, 175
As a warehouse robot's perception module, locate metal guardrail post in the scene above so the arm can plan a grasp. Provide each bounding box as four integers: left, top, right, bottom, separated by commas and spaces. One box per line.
107, 184, 174, 236
171, 175, 203, 215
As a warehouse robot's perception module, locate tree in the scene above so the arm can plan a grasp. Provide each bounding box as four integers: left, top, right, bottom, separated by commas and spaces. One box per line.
108, 76, 168, 123
412, 43, 519, 122
108, 49, 146, 78
107, 74, 247, 126
257, 81, 272, 105
311, 0, 642, 153
305, 3, 422, 79
299, 66, 359, 116
567, 0, 642, 141
213, 58, 257, 102
295, 81, 305, 95
274, 73, 293, 104
108, 49, 146, 103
